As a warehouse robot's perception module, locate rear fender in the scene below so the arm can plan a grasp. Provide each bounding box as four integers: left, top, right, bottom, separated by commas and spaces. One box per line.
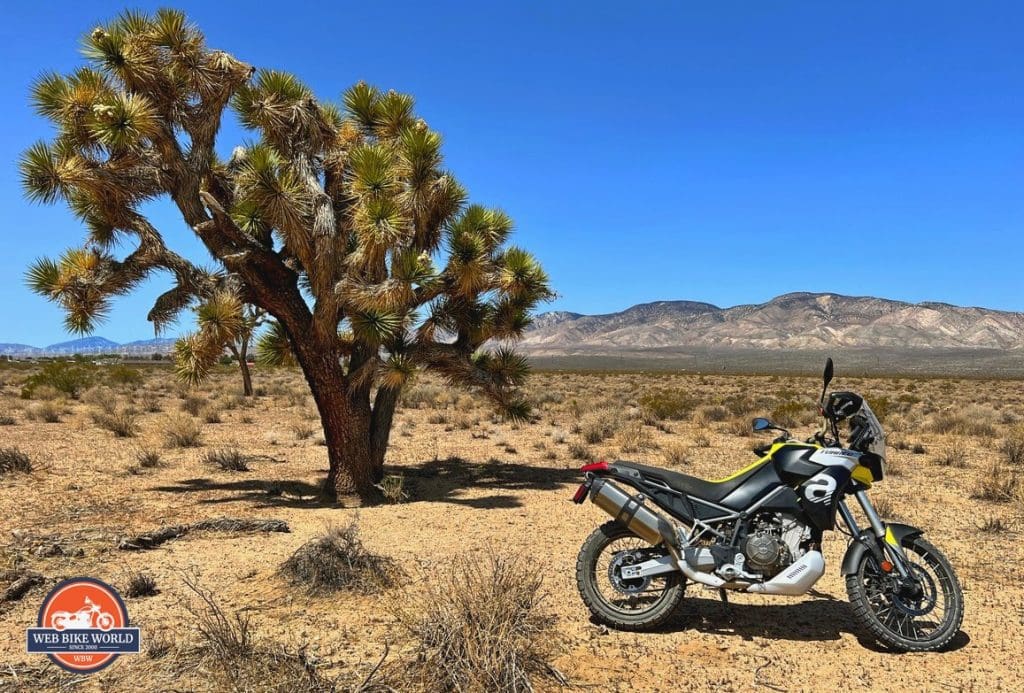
840, 522, 924, 575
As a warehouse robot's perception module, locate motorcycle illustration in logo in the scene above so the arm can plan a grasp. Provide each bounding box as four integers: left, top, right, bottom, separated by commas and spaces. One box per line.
26, 577, 140, 674
50, 596, 117, 632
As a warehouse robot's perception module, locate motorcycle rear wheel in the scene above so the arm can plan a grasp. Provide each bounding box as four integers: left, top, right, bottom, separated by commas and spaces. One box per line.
576, 520, 685, 631
846, 536, 963, 652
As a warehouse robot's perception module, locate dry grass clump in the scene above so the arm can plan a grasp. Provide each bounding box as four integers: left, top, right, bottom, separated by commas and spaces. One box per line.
616, 420, 654, 452
979, 516, 1011, 534
280, 522, 403, 594
203, 448, 250, 472
1001, 428, 1024, 466
933, 440, 968, 468
93, 407, 139, 437
972, 463, 1019, 503
0, 448, 33, 475
136, 449, 163, 468
0, 415, 14, 426
376, 475, 410, 503
123, 571, 158, 598
164, 414, 203, 448
577, 408, 617, 444
25, 401, 61, 423
662, 442, 689, 467
394, 552, 559, 693
178, 576, 344, 691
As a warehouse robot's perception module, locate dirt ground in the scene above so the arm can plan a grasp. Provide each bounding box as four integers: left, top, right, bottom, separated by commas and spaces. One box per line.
1, 362, 1023, 691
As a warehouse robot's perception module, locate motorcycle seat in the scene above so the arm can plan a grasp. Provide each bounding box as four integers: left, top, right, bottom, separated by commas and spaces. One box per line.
611, 459, 769, 504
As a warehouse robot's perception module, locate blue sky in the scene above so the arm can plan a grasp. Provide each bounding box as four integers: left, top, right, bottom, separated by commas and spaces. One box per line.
1, 1, 1021, 345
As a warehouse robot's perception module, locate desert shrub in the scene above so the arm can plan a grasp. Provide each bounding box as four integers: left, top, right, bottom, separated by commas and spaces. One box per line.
979, 516, 1011, 534
401, 383, 443, 408
280, 523, 403, 594
21, 361, 95, 399
1001, 429, 1024, 466
971, 463, 1018, 503
204, 449, 250, 472
427, 412, 449, 425
124, 571, 158, 598
136, 449, 163, 468
770, 399, 814, 428
377, 475, 409, 503
291, 423, 315, 440
26, 402, 61, 423
871, 496, 899, 520
699, 405, 730, 423
180, 394, 205, 416
0, 415, 15, 426
692, 433, 711, 448
183, 576, 254, 659
639, 389, 697, 421
179, 577, 345, 691
911, 443, 927, 455
929, 409, 997, 438
616, 421, 653, 452
0, 448, 33, 475
394, 552, 557, 693
579, 409, 617, 444
107, 365, 142, 386
164, 415, 203, 448
933, 440, 968, 468
93, 407, 139, 438
568, 442, 591, 460
662, 443, 689, 467
203, 409, 222, 424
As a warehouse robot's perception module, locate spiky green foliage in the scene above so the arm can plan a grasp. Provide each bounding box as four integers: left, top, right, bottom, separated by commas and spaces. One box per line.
22, 11, 551, 493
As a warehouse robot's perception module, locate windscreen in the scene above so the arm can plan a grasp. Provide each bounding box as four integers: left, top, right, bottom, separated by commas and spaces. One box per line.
850, 400, 886, 461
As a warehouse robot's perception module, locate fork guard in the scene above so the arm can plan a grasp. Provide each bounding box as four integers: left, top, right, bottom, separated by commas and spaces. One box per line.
840, 522, 923, 575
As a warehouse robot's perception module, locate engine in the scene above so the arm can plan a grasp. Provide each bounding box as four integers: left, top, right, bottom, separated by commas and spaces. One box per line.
740, 514, 809, 577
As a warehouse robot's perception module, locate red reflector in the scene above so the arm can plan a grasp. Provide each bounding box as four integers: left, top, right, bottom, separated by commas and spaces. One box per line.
571, 483, 589, 503
580, 461, 610, 473
880, 560, 894, 573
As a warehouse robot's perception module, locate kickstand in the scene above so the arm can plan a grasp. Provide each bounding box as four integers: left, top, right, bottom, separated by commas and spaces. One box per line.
718, 589, 732, 619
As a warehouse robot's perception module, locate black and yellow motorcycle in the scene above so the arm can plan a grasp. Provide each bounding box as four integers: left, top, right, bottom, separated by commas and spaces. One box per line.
571, 358, 963, 652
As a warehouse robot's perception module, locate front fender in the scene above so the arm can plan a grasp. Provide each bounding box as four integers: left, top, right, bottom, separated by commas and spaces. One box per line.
840, 522, 924, 575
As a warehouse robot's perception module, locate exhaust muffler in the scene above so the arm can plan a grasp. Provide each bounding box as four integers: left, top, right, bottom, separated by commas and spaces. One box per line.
588, 477, 727, 589
589, 477, 677, 547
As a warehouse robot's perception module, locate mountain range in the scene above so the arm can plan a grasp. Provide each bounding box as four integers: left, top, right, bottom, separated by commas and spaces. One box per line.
0, 337, 177, 357
521, 292, 1024, 352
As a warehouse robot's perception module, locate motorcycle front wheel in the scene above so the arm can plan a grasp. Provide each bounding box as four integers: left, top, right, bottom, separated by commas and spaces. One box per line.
575, 520, 685, 631
846, 536, 964, 652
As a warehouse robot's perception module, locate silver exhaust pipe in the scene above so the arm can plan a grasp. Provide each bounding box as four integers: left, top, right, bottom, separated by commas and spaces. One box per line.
589, 478, 726, 588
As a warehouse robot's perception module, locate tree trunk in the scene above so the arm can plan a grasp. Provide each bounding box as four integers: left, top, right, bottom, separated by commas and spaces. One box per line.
370, 387, 399, 481
293, 342, 378, 500
230, 344, 254, 397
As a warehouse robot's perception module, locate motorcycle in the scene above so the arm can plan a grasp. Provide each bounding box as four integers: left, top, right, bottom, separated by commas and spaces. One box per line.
51, 596, 116, 631
571, 358, 963, 652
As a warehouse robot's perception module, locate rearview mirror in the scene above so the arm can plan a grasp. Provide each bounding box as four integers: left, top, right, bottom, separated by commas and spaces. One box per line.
752, 418, 773, 431
823, 357, 834, 389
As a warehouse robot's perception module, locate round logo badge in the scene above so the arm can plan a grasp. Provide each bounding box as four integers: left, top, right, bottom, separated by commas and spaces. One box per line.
27, 577, 140, 674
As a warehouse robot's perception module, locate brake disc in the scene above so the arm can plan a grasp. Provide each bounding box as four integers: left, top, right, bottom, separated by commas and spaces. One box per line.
607, 550, 652, 595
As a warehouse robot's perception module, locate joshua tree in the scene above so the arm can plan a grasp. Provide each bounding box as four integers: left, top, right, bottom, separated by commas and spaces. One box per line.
176, 293, 265, 396
21, 10, 551, 498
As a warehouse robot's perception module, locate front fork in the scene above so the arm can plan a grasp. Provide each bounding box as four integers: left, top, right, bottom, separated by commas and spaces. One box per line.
838, 490, 914, 579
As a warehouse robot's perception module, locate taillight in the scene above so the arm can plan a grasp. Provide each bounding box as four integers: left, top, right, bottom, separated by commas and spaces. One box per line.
580, 461, 610, 473
571, 482, 590, 504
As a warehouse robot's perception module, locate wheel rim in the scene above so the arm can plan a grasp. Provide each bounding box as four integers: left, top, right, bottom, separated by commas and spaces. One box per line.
859, 543, 955, 643
592, 534, 675, 617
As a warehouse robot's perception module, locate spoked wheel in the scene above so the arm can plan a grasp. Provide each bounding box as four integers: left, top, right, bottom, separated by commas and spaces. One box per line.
846, 536, 964, 651
576, 521, 684, 631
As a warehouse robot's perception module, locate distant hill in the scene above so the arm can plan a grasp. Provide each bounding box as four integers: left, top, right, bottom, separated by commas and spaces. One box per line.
522, 292, 1024, 352
0, 336, 178, 357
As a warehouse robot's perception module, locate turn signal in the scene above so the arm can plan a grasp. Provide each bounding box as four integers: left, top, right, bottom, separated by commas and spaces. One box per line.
880, 560, 894, 573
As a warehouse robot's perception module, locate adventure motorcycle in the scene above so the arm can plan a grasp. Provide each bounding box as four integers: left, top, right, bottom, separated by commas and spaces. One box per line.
571, 358, 964, 652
